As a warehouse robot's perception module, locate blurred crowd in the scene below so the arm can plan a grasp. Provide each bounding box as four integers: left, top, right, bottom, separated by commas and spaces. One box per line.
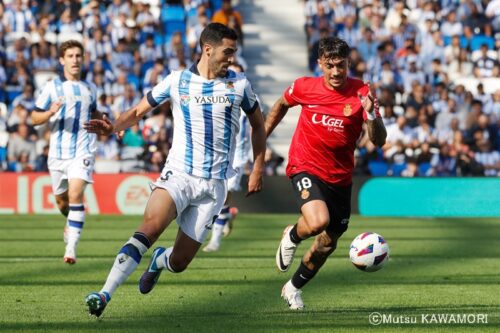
0, 0, 265, 173
304, 0, 500, 177
1, 0, 499, 177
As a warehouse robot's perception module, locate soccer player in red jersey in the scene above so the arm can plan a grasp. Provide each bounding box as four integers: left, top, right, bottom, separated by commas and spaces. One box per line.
265, 37, 387, 310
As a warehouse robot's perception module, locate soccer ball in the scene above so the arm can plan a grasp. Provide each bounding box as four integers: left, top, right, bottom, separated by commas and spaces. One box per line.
349, 232, 389, 272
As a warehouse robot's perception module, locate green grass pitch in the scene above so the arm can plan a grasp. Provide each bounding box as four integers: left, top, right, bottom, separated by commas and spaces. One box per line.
0, 214, 499, 333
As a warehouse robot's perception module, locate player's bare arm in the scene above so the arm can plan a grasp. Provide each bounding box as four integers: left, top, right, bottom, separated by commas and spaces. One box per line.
366, 117, 387, 147
31, 100, 63, 126
85, 97, 153, 136
358, 90, 386, 147
247, 106, 267, 196
265, 95, 290, 137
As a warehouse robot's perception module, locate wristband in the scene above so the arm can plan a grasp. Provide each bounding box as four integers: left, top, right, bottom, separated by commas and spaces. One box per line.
366, 111, 376, 121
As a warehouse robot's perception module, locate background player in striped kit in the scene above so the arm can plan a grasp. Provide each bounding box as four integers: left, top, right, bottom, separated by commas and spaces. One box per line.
31, 40, 103, 265
83, 23, 267, 317
203, 62, 253, 252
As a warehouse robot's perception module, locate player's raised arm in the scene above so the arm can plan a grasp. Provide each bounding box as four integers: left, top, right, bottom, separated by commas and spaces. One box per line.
265, 95, 290, 137
359, 90, 386, 147
246, 105, 266, 196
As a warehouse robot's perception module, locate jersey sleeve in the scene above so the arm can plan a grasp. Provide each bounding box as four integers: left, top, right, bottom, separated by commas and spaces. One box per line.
146, 73, 172, 107
34, 81, 53, 112
282, 79, 302, 107
240, 78, 259, 115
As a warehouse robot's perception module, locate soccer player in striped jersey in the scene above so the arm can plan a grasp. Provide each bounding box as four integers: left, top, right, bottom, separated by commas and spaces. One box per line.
265, 37, 387, 310
84, 23, 266, 317
31, 40, 104, 265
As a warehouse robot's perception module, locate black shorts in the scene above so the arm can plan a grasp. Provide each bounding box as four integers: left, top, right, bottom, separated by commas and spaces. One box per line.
291, 172, 352, 234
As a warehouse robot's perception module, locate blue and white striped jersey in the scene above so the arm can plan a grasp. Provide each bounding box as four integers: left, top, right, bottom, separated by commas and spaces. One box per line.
35, 76, 97, 159
147, 65, 259, 180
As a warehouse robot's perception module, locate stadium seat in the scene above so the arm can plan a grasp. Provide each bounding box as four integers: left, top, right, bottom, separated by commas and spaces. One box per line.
127, 73, 140, 90
6, 88, 22, 104
390, 162, 407, 176
418, 162, 432, 176
0, 147, 6, 165
470, 35, 495, 51
160, 5, 187, 44
140, 61, 155, 78
368, 161, 389, 176
160, 5, 186, 22
7, 161, 18, 172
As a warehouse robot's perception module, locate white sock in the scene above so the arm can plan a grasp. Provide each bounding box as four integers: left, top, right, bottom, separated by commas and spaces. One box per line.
156, 247, 176, 272
101, 236, 149, 298
66, 204, 85, 249
208, 224, 224, 248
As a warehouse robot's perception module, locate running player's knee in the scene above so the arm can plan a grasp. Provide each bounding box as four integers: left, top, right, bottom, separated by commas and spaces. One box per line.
307, 216, 330, 236
141, 216, 164, 243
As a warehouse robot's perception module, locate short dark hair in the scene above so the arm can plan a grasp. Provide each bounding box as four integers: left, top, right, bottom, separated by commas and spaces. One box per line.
199, 23, 238, 50
59, 40, 84, 58
318, 37, 350, 60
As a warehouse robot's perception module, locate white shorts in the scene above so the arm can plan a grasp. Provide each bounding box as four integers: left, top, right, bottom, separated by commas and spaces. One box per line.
150, 165, 227, 243
48, 156, 95, 195
227, 166, 244, 192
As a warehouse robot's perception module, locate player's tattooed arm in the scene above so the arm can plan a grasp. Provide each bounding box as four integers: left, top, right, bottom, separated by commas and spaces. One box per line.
265, 95, 290, 138
366, 117, 386, 147
358, 90, 386, 147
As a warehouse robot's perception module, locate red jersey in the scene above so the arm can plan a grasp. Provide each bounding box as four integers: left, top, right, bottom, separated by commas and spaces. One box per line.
283, 76, 376, 185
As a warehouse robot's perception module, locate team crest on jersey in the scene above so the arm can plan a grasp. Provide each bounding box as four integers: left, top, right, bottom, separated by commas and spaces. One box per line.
180, 95, 191, 106
343, 104, 352, 116
301, 189, 310, 200
226, 81, 235, 92
181, 79, 188, 88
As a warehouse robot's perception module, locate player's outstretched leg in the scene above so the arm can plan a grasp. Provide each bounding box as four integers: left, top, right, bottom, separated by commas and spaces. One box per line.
85, 292, 110, 317
139, 247, 170, 294
281, 280, 304, 310
276, 225, 301, 272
